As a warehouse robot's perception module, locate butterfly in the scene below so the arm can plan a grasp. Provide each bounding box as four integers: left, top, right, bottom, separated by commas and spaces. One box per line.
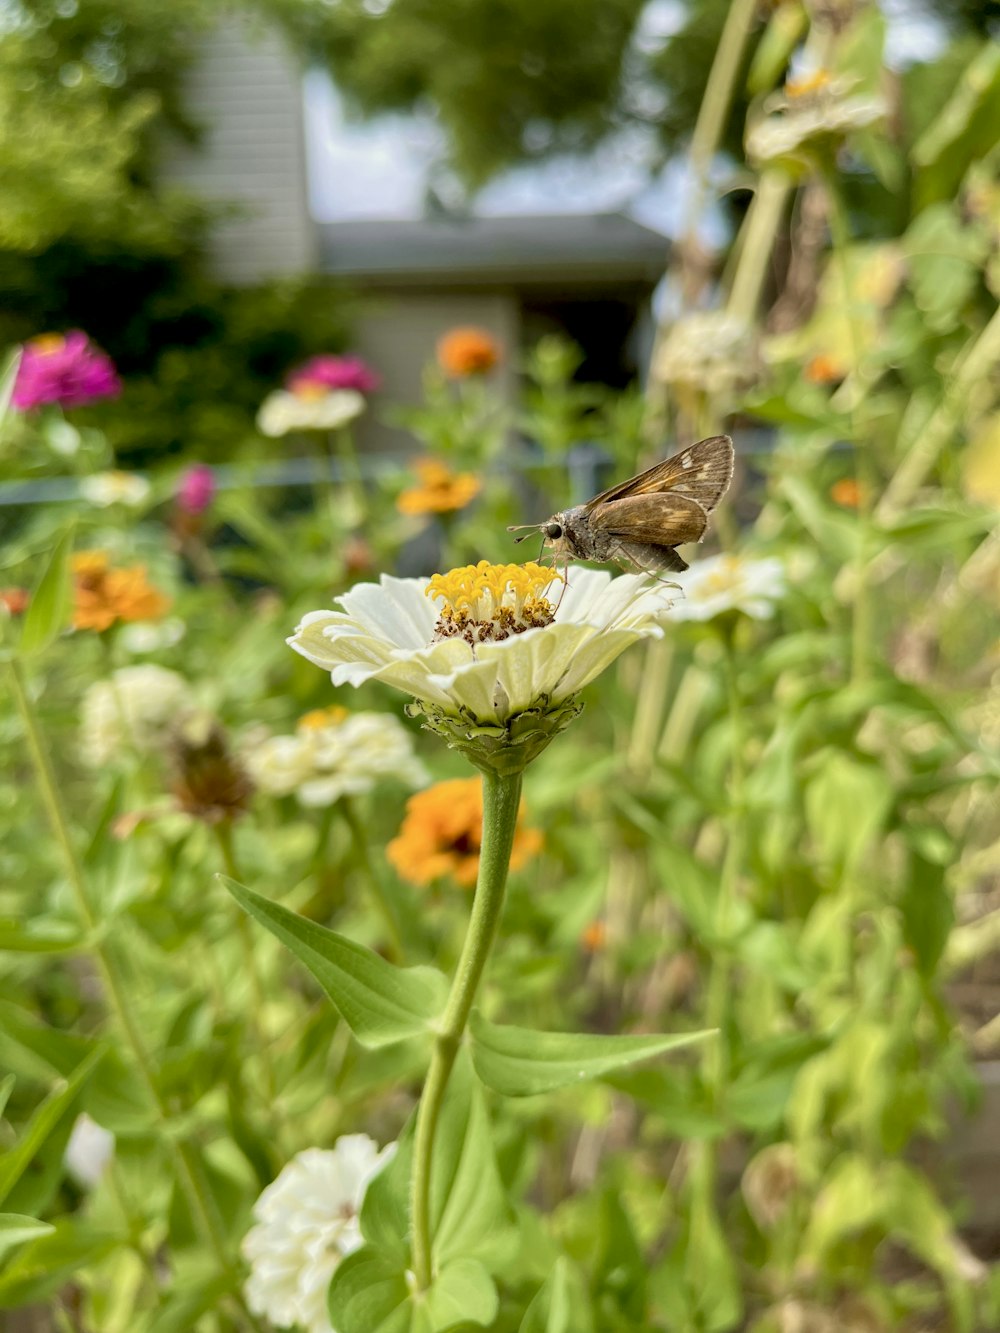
509, 434, 734, 575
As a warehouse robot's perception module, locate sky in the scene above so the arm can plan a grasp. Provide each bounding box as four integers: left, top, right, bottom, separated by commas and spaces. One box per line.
303, 0, 948, 237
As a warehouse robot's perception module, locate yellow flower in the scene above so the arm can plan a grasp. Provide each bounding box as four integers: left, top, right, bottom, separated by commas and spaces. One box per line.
436, 327, 501, 377
387, 776, 542, 888
72, 551, 171, 632
396, 459, 481, 516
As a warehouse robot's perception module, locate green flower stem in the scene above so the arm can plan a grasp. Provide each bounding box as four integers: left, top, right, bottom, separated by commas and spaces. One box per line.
725, 169, 793, 326
682, 0, 760, 243
6, 657, 252, 1316
339, 796, 404, 963
410, 768, 523, 1291
214, 821, 282, 1121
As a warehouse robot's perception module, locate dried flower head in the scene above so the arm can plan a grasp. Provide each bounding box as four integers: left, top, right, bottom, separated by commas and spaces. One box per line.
387, 776, 542, 888
396, 458, 481, 516
13, 331, 121, 411
72, 551, 171, 632
171, 712, 254, 824
436, 327, 501, 377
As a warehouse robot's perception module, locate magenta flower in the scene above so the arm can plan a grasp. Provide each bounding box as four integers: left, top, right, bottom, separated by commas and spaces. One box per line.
176, 464, 215, 515
13, 331, 121, 411
286, 354, 380, 397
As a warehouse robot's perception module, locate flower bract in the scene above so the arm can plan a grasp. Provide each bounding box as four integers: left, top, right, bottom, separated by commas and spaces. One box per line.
242, 1135, 394, 1333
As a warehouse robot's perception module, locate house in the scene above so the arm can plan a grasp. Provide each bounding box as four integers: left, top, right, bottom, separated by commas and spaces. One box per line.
160, 15, 670, 451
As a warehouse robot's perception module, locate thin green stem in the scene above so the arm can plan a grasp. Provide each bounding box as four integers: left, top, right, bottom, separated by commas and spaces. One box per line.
214, 821, 281, 1119
725, 170, 794, 325
410, 769, 522, 1291
823, 171, 873, 683
6, 658, 244, 1305
339, 796, 404, 963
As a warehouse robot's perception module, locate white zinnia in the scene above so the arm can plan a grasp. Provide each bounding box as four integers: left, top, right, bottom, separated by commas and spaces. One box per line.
257, 388, 365, 437
746, 74, 886, 165
288, 562, 678, 725
78, 470, 151, 508
64, 1114, 115, 1188
669, 554, 786, 622
80, 665, 189, 766
242, 1135, 394, 1333
245, 709, 428, 807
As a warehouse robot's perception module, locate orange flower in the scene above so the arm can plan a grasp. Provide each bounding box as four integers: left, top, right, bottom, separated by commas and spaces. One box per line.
804, 353, 847, 385
580, 920, 607, 953
830, 478, 862, 508
72, 550, 171, 632
396, 458, 481, 516
0, 587, 30, 615
436, 327, 501, 377
387, 776, 542, 888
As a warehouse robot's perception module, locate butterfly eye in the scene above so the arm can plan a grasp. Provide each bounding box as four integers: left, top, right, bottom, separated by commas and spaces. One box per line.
544, 522, 563, 539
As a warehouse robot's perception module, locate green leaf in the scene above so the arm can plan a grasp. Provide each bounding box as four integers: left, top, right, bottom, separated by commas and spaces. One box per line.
469, 1011, 713, 1097
0, 1075, 14, 1120
0, 1219, 119, 1308
359, 1055, 516, 1273
0, 918, 84, 953
222, 877, 447, 1048
519, 1257, 593, 1333
19, 525, 75, 657
804, 752, 892, 874
0, 348, 20, 435
329, 1248, 497, 1333
899, 851, 953, 977
0, 1214, 55, 1261
0, 1047, 105, 1207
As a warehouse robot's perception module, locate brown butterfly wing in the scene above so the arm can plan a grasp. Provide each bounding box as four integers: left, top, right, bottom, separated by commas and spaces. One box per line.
588, 493, 710, 546
585, 435, 734, 512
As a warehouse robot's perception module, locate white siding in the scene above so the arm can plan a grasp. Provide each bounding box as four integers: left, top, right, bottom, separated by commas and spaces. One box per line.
161, 16, 314, 283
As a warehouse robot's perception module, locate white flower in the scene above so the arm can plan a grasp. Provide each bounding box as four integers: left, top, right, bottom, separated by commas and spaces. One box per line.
288, 562, 678, 726
242, 1135, 394, 1333
78, 470, 151, 507
80, 665, 189, 766
746, 73, 886, 165
245, 708, 428, 807
64, 1114, 115, 1188
669, 554, 786, 621
118, 617, 186, 654
257, 388, 365, 437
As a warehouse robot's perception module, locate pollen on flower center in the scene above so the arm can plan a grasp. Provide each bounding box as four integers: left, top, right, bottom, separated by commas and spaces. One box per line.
425, 560, 562, 646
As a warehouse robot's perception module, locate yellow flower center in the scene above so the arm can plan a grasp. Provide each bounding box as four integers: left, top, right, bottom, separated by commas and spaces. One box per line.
31, 333, 66, 355
292, 380, 328, 402
298, 705, 348, 732
785, 69, 832, 99
425, 560, 561, 645
701, 557, 743, 594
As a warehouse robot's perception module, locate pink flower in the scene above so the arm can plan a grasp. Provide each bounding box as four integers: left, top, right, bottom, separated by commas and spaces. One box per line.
13, 331, 121, 411
286, 354, 379, 397
176, 464, 215, 515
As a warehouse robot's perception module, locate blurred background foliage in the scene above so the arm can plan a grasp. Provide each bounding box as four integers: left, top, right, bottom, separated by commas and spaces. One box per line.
2, 0, 1000, 1330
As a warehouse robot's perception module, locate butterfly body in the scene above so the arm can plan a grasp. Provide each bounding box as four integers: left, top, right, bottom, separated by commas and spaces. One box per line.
511, 435, 735, 575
